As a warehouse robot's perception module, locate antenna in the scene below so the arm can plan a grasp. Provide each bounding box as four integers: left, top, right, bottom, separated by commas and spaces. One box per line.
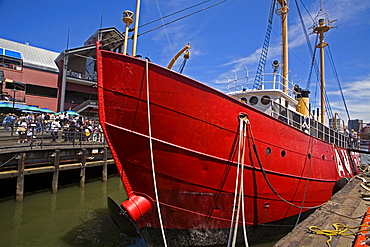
66, 26, 70, 50
99, 5, 104, 40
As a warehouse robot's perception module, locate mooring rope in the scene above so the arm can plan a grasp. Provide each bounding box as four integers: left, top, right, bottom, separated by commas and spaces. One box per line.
145, 59, 168, 247
227, 115, 250, 247
245, 116, 323, 210
309, 223, 370, 247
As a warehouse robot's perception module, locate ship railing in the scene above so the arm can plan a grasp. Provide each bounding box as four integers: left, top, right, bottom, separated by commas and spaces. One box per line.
226, 72, 297, 98
269, 101, 348, 148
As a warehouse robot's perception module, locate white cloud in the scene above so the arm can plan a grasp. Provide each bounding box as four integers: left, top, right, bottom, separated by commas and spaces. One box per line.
327, 75, 370, 122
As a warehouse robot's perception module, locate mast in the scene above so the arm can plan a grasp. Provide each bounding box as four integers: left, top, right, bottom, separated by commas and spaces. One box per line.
311, 2, 336, 124
132, 0, 141, 57
276, 0, 289, 94
122, 10, 134, 55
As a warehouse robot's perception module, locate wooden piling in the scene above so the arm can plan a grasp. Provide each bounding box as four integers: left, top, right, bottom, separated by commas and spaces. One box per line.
80, 148, 87, 187
52, 150, 60, 193
102, 147, 108, 182
16, 153, 26, 202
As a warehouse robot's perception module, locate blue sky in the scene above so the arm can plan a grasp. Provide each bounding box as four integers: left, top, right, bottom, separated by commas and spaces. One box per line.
1, 0, 369, 123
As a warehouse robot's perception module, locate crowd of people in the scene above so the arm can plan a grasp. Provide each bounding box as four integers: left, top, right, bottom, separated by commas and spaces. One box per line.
344, 127, 360, 149
0, 112, 104, 144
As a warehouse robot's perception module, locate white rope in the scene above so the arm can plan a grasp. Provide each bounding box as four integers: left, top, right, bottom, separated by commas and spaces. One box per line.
228, 117, 249, 247
227, 119, 244, 247
145, 59, 168, 247
240, 119, 249, 247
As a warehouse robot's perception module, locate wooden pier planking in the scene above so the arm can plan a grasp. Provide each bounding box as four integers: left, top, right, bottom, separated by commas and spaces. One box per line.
0, 159, 115, 179
0, 145, 115, 201
275, 174, 370, 247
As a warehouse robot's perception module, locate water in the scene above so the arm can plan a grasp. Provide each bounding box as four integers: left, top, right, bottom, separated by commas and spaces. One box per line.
0, 176, 276, 247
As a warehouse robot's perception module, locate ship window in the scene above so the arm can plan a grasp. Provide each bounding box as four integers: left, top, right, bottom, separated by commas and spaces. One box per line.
250, 96, 258, 105
261, 95, 271, 105
266, 147, 271, 155
281, 150, 286, 157
240, 97, 247, 104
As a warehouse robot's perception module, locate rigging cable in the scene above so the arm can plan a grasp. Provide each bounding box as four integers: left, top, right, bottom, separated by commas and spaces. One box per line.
178, 58, 187, 74
294, 0, 315, 90
154, 0, 175, 64
253, 0, 276, 88
138, 0, 229, 37
100, 0, 229, 50
327, 44, 351, 120
145, 59, 168, 247
294, 123, 315, 227
295, 0, 334, 122
139, 0, 214, 29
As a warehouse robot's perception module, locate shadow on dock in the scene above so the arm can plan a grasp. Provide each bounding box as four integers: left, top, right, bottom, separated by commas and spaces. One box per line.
275, 173, 370, 247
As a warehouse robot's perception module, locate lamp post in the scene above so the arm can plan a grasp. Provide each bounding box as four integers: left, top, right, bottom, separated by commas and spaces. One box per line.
11, 87, 18, 113
11, 87, 17, 137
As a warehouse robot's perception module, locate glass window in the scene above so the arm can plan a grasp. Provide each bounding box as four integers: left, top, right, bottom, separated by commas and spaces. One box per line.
250, 96, 258, 105
26, 84, 57, 98
261, 95, 271, 105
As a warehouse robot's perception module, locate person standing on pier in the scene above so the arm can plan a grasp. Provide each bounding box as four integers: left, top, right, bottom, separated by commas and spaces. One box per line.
17, 119, 27, 143
4, 114, 14, 131
50, 119, 61, 142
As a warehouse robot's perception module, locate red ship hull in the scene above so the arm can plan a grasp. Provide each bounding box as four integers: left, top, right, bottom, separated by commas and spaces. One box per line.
97, 48, 359, 246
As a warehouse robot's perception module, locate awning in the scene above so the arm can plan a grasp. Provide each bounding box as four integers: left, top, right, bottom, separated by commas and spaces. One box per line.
4, 78, 26, 91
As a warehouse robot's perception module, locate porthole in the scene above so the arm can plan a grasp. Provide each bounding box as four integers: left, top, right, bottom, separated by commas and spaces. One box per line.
240, 97, 247, 104
261, 95, 271, 105
281, 150, 286, 157
266, 147, 271, 155
250, 96, 258, 105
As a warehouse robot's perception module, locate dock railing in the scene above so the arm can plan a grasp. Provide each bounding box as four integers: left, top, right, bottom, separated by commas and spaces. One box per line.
0, 126, 106, 150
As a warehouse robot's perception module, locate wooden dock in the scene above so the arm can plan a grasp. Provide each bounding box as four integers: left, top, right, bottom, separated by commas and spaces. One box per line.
0, 142, 115, 202
275, 173, 370, 247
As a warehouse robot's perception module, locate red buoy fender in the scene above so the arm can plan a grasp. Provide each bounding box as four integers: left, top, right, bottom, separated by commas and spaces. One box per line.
121, 195, 152, 221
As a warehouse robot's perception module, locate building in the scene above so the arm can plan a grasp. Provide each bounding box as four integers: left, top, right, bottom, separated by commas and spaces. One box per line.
0, 38, 59, 111
55, 27, 124, 117
0, 27, 124, 116
348, 119, 363, 133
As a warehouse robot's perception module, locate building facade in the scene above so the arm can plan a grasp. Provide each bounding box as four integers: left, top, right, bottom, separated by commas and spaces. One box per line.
0, 38, 59, 111
55, 27, 124, 117
0, 27, 124, 116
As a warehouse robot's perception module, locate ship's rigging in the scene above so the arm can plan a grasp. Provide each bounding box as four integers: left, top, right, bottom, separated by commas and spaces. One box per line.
251, 0, 351, 124
100, 0, 352, 124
